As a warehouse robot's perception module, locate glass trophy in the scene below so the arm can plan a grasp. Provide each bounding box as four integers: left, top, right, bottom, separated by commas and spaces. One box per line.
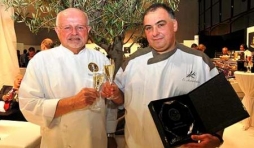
158, 100, 196, 145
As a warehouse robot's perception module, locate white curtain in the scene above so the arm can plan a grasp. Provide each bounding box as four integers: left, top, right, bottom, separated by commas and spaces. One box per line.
0, 3, 19, 87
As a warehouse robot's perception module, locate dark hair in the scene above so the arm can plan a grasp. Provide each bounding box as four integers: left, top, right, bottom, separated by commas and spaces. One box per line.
191, 43, 198, 48
240, 44, 248, 50
28, 47, 35, 52
143, 3, 175, 20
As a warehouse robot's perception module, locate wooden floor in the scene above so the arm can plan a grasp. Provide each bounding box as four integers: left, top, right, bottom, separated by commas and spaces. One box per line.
115, 122, 254, 148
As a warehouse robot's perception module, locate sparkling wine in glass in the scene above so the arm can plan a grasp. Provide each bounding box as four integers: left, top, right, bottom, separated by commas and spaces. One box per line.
93, 72, 105, 91
104, 59, 115, 84
90, 71, 105, 111
104, 59, 116, 100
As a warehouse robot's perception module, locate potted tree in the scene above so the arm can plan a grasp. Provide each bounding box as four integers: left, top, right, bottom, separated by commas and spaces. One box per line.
2, 0, 180, 71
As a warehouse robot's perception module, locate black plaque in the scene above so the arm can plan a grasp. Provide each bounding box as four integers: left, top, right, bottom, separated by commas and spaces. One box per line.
148, 72, 249, 148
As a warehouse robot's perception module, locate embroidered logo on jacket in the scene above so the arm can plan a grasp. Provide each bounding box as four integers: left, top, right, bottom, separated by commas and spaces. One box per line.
186, 71, 196, 78
182, 71, 200, 83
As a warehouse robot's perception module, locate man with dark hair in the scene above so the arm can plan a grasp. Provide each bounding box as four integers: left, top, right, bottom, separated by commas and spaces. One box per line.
24, 47, 36, 67
103, 3, 223, 148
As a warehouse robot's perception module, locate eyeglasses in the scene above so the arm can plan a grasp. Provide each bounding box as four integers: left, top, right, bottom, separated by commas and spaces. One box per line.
57, 25, 90, 33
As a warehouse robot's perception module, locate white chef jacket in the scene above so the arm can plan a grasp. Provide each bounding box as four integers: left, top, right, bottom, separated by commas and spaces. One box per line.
114, 43, 219, 148
19, 45, 110, 148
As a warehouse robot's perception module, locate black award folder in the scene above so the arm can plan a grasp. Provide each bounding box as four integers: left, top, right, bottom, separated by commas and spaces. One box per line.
148, 72, 249, 148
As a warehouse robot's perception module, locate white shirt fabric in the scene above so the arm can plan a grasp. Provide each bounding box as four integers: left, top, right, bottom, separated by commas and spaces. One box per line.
114, 43, 219, 148
19, 45, 110, 148
0, 101, 5, 112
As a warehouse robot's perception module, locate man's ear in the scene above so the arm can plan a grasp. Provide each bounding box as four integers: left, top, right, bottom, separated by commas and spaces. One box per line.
173, 20, 178, 32
87, 26, 91, 33
55, 27, 59, 34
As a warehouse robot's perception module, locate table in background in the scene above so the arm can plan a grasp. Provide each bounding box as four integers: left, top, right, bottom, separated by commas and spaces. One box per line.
228, 78, 244, 100
234, 71, 254, 130
0, 120, 41, 148
212, 58, 237, 77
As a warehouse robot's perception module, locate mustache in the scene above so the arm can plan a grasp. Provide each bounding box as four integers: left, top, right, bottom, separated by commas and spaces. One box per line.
68, 36, 81, 40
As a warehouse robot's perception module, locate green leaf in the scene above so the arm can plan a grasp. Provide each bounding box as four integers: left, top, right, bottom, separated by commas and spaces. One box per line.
2, 0, 180, 47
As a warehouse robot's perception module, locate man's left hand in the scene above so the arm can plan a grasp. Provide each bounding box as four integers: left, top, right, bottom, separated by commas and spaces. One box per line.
181, 134, 222, 148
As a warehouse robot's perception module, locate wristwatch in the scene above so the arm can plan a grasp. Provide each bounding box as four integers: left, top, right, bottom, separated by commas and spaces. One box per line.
107, 133, 115, 138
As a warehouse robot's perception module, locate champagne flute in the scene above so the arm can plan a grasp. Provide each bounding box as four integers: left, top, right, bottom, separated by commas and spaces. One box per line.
90, 71, 105, 111
104, 59, 115, 84
104, 59, 115, 99
93, 71, 105, 91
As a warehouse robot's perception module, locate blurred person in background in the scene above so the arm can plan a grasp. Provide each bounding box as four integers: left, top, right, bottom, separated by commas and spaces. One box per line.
240, 43, 248, 51
20, 49, 27, 67
191, 43, 198, 50
41, 38, 54, 51
222, 47, 229, 55
198, 43, 206, 52
0, 74, 26, 121
24, 47, 36, 67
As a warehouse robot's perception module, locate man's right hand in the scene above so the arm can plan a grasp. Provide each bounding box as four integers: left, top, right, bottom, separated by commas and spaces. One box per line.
73, 88, 99, 109
54, 88, 99, 118
2, 94, 12, 101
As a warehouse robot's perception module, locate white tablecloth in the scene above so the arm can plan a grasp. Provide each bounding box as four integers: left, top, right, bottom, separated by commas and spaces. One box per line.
228, 78, 244, 99
234, 71, 254, 130
0, 120, 41, 148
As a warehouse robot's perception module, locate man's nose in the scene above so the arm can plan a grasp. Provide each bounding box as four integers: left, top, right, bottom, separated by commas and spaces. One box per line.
152, 27, 159, 36
70, 27, 78, 34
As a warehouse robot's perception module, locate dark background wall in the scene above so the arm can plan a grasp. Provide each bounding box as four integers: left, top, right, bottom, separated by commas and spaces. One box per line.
15, 23, 58, 46
199, 0, 254, 58
175, 0, 199, 43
